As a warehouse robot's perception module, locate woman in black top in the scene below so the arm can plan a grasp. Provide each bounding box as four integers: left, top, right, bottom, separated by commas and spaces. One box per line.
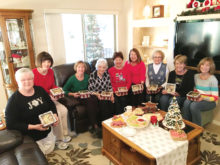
159, 55, 195, 111
88, 58, 114, 123
5, 68, 59, 154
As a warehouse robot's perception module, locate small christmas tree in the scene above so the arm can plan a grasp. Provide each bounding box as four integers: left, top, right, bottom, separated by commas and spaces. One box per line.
162, 97, 185, 130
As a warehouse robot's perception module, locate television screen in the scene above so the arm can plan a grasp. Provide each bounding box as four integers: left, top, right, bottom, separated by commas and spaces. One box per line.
174, 19, 220, 71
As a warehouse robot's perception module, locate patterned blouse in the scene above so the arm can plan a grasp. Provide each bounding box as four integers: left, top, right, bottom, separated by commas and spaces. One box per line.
88, 70, 113, 93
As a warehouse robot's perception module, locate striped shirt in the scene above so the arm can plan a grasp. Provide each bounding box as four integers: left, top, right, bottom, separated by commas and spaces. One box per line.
194, 74, 219, 101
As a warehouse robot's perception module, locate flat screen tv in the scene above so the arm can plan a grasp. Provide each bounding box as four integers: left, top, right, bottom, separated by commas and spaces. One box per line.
174, 19, 220, 71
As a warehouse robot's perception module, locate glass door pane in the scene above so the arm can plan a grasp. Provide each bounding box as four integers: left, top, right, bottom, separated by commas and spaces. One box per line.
0, 27, 10, 84
6, 18, 30, 71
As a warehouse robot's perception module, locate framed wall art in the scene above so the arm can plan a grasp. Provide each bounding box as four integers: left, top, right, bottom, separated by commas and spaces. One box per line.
152, 5, 164, 18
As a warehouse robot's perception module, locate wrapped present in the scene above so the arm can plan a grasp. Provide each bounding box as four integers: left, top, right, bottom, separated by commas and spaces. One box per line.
39, 111, 57, 127
78, 90, 90, 99
50, 87, 64, 99
187, 91, 200, 101
100, 91, 112, 100
132, 84, 144, 95
148, 84, 158, 92
117, 87, 128, 96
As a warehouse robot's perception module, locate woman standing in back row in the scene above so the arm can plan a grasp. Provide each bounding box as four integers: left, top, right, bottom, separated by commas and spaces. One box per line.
183, 57, 218, 126
125, 48, 146, 107
33, 52, 71, 148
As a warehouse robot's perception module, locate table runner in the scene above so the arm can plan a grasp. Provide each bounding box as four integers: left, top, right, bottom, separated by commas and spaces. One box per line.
103, 118, 188, 165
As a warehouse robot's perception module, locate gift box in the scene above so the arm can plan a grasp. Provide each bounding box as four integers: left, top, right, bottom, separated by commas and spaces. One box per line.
39, 111, 57, 127
165, 83, 176, 94
187, 91, 200, 101
100, 91, 112, 100
50, 87, 64, 99
117, 87, 128, 96
132, 84, 144, 95
79, 90, 90, 99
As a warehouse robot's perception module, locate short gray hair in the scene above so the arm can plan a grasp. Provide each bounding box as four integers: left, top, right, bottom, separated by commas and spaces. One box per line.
15, 68, 34, 82
95, 58, 108, 70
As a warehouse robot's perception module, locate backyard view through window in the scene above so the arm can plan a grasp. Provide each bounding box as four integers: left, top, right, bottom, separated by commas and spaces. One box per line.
62, 14, 116, 63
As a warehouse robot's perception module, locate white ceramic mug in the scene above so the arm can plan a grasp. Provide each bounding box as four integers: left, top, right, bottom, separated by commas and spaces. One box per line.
124, 105, 132, 112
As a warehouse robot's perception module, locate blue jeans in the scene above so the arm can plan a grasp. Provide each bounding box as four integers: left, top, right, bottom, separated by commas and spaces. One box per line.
159, 95, 186, 111
182, 99, 216, 126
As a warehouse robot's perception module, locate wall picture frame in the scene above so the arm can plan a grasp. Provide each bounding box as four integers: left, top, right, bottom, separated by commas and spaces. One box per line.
152, 5, 164, 18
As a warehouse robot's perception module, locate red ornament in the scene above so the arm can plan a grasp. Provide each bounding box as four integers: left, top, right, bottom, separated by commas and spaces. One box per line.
192, 1, 200, 8
150, 116, 157, 125
214, 5, 220, 11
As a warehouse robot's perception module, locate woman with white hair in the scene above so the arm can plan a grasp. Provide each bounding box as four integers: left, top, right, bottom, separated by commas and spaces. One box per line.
145, 50, 169, 104
5, 68, 59, 154
88, 58, 114, 123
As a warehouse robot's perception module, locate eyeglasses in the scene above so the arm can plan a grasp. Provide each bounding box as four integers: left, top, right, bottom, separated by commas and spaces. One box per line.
153, 56, 162, 59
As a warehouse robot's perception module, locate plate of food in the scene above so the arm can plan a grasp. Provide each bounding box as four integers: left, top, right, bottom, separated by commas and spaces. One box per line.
111, 115, 127, 128
132, 108, 144, 116
126, 115, 149, 129
187, 91, 200, 101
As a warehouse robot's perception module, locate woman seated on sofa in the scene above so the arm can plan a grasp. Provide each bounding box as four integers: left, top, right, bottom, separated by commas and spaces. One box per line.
88, 58, 114, 122
5, 68, 59, 154
33, 51, 71, 148
145, 50, 169, 104
183, 57, 218, 126
109, 52, 131, 114
160, 55, 195, 111
63, 61, 100, 138
125, 48, 146, 106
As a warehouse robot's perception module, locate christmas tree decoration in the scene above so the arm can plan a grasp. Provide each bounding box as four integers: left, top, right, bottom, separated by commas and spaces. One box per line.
162, 97, 185, 130
84, 15, 104, 62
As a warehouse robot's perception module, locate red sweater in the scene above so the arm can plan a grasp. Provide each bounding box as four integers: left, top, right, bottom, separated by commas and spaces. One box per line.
32, 68, 57, 94
108, 66, 131, 92
125, 61, 146, 84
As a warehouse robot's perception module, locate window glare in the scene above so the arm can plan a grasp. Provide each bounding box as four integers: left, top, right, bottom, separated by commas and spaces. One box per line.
62, 14, 84, 63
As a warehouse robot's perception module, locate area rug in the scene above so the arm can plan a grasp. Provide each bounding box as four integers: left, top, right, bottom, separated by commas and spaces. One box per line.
46, 130, 220, 165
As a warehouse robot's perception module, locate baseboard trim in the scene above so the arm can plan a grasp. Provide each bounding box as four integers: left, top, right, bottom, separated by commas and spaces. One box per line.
212, 120, 220, 126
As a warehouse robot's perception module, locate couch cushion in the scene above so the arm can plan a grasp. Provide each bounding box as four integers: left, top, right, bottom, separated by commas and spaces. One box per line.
0, 130, 23, 154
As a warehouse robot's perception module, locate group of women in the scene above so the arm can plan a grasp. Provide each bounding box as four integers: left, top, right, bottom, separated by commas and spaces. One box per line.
5, 48, 219, 155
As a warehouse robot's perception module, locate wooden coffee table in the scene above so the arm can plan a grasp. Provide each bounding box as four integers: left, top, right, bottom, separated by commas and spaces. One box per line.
102, 110, 204, 165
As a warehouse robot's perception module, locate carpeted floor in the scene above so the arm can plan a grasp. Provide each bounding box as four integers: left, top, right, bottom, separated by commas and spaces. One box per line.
46, 124, 220, 165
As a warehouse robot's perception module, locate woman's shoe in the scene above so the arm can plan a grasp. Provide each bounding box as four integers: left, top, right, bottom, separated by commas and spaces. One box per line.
62, 135, 72, 143
56, 141, 69, 150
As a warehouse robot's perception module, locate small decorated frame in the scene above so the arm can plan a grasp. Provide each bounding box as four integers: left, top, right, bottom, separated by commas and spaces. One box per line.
165, 83, 176, 94
152, 5, 164, 18
117, 87, 128, 96
132, 84, 144, 95
50, 87, 64, 99
187, 91, 200, 101
100, 91, 112, 100
39, 111, 57, 127
78, 90, 90, 99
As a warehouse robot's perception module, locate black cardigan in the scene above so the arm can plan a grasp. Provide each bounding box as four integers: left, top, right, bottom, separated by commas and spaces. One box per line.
168, 70, 195, 97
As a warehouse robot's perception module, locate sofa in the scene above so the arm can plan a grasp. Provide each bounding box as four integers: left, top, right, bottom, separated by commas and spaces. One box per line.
0, 129, 48, 165
52, 58, 114, 133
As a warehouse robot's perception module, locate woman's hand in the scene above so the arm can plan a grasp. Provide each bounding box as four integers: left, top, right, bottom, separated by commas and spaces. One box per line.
162, 90, 167, 94
50, 95, 57, 101
52, 114, 59, 127
196, 97, 203, 102
69, 92, 80, 98
28, 124, 49, 131
111, 93, 115, 103
115, 91, 121, 97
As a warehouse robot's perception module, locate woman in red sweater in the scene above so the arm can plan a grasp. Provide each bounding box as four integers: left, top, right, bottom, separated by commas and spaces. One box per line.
109, 52, 131, 114
33, 52, 71, 149
125, 48, 146, 106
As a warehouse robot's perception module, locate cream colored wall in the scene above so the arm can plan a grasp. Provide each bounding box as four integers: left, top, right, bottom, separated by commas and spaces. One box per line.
0, 0, 133, 111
